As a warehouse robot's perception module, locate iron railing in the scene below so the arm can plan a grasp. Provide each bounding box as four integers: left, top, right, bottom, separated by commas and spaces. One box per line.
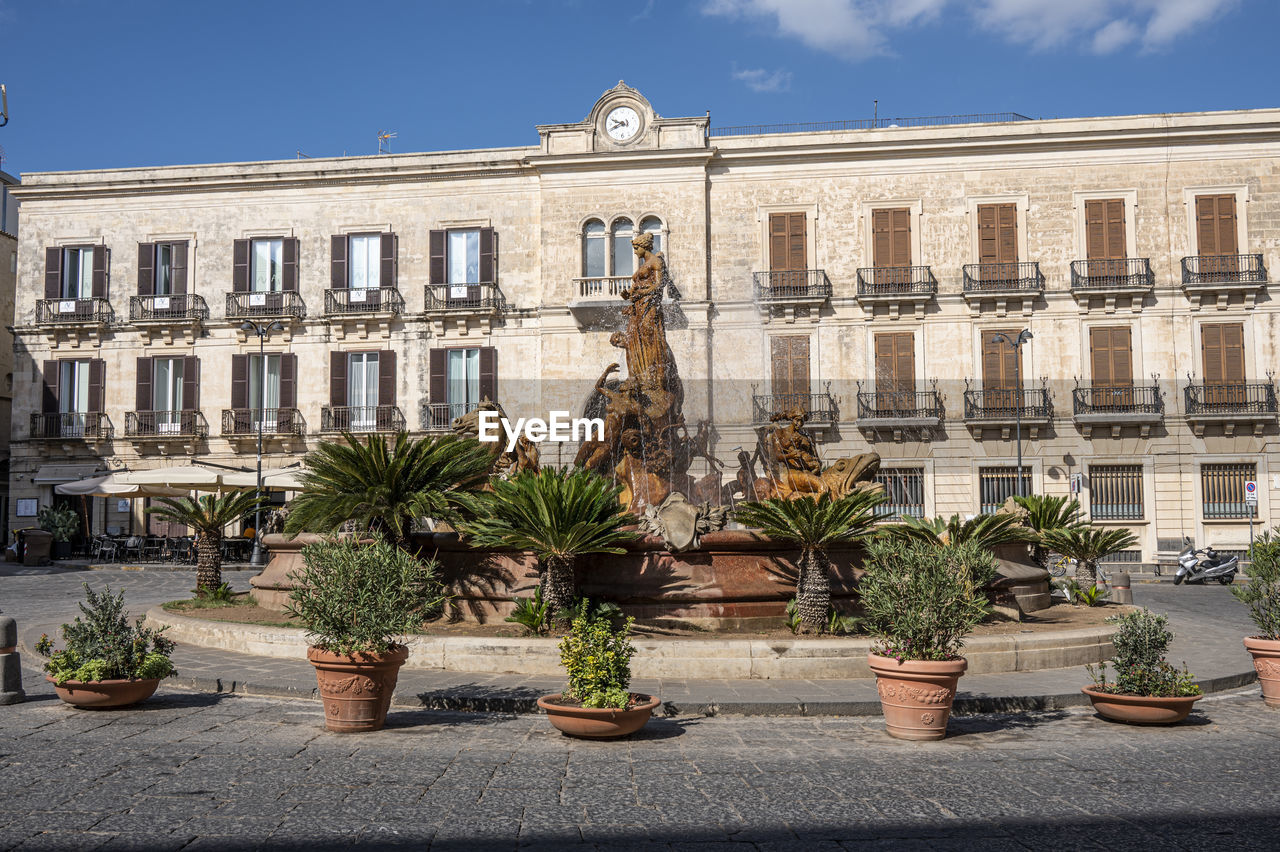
1201, 463, 1258, 520
129, 293, 208, 322
422, 402, 482, 432
856, 266, 937, 296
753, 270, 832, 301
225, 291, 305, 320
1181, 254, 1267, 286
856, 389, 944, 420
751, 393, 839, 426
423, 282, 503, 312
320, 405, 405, 433
1089, 464, 1144, 521
962, 262, 1044, 293
221, 408, 306, 437
1184, 382, 1278, 415
125, 410, 209, 439
978, 466, 1033, 514
1073, 384, 1163, 415
874, 468, 926, 519
1070, 258, 1153, 290
324, 287, 404, 316
30, 412, 113, 440
573, 276, 630, 299
710, 113, 1033, 138
36, 297, 112, 325
964, 386, 1053, 421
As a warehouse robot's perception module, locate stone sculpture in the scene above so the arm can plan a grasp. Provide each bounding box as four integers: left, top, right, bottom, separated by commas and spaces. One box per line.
639, 492, 730, 553
754, 406, 884, 501
451, 399, 540, 477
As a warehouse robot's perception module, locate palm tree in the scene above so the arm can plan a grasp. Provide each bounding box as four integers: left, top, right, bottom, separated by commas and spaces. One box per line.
886, 512, 1033, 553
460, 467, 635, 617
147, 491, 265, 593
734, 490, 886, 633
284, 431, 494, 547
1041, 526, 1139, 586
1013, 494, 1086, 571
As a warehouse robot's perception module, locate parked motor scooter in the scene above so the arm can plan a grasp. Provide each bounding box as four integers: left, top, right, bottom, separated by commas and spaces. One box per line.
1174, 539, 1239, 585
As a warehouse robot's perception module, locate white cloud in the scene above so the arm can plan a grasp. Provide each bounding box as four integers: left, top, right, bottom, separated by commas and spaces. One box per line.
704, 0, 946, 58
1091, 18, 1139, 52
732, 66, 794, 93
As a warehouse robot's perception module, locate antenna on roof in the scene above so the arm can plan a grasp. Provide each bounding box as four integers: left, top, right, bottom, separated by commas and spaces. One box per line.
296, 149, 312, 159
873, 99, 878, 128
377, 130, 397, 155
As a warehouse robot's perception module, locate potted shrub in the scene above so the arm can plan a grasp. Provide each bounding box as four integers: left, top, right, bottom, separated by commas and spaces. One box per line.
1233, 528, 1280, 707
1082, 608, 1202, 724
537, 600, 659, 738
35, 583, 176, 708
37, 505, 80, 560
859, 539, 997, 741
287, 535, 444, 733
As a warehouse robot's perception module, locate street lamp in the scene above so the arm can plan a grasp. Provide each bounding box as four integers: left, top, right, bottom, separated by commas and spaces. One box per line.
989, 329, 1034, 498
241, 319, 285, 566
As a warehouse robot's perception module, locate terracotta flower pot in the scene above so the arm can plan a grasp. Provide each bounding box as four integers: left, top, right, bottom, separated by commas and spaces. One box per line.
537, 693, 660, 739
307, 644, 408, 733
1243, 636, 1280, 708
1081, 685, 1202, 724
867, 653, 966, 741
47, 676, 160, 709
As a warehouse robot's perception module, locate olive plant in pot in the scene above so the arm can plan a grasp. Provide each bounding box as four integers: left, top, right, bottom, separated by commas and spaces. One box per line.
1233, 527, 1280, 707
1083, 608, 1201, 724
286, 535, 444, 733
859, 538, 997, 741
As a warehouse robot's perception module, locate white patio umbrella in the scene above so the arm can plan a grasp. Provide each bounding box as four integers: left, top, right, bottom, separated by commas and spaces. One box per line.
54, 473, 189, 498
220, 468, 306, 491
118, 465, 226, 489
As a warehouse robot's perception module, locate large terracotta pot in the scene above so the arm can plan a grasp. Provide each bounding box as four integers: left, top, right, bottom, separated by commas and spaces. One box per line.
307, 644, 408, 733
1243, 636, 1280, 708
537, 693, 660, 739
47, 676, 160, 709
867, 654, 966, 741
1081, 685, 1202, 724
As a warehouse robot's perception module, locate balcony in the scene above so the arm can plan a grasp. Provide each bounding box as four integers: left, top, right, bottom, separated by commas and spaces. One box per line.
324, 287, 404, 340
855, 266, 936, 319
1184, 381, 1278, 437
221, 408, 306, 449
751, 392, 839, 432
963, 384, 1053, 439
961, 262, 1044, 317
29, 412, 113, 443
35, 297, 112, 346
1181, 254, 1267, 310
1069, 258, 1153, 314
129, 294, 208, 344
125, 410, 209, 452
320, 405, 406, 434
226, 291, 305, 339
855, 387, 944, 442
423, 282, 504, 335
1072, 383, 1163, 438
422, 402, 480, 432
753, 270, 831, 323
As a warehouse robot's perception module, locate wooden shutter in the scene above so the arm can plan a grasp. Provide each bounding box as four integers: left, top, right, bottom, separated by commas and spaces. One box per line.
91, 245, 108, 298
768, 213, 805, 272
429, 349, 446, 403
874, 333, 915, 399
380, 233, 397, 286
45, 247, 62, 300
171, 242, 188, 295
770, 336, 810, 401
330, 235, 348, 289
42, 361, 58, 414
279, 354, 297, 409
479, 347, 497, 402
330, 352, 347, 408
182, 356, 199, 410
982, 330, 1020, 394
378, 350, 396, 407
232, 239, 250, 292
873, 208, 911, 267
137, 243, 155, 295
88, 360, 105, 413
478, 228, 495, 284
231, 354, 249, 410
429, 229, 446, 284
1090, 327, 1133, 407
1201, 323, 1245, 385
1195, 194, 1238, 256
136, 357, 154, 411
1085, 199, 1126, 261
281, 237, 299, 291
978, 203, 1017, 266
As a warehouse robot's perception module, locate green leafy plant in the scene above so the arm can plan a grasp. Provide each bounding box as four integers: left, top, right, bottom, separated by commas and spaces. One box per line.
1087, 608, 1200, 697
733, 490, 885, 633
885, 512, 1034, 553
827, 609, 861, 636
1042, 525, 1139, 586
286, 535, 445, 655
147, 491, 265, 594
1013, 494, 1086, 571
506, 588, 552, 635
1056, 578, 1111, 607
1234, 527, 1280, 640
37, 505, 80, 543
859, 538, 998, 661
194, 582, 236, 603
557, 599, 637, 709
34, 584, 176, 685
784, 598, 801, 634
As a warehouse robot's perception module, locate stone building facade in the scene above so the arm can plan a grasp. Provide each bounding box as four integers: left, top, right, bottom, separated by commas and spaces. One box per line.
9, 83, 1279, 566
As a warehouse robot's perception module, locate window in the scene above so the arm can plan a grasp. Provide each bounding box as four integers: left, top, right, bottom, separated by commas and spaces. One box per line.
249, 354, 281, 429
977, 203, 1017, 267
874, 332, 914, 409
448, 229, 480, 287
348, 352, 380, 427
872, 208, 911, 269
611, 219, 634, 277
1089, 326, 1134, 407
1195, 194, 1238, 256
770, 336, 810, 403
153, 358, 185, 432
428, 348, 496, 426
981, 329, 1022, 410
1085, 199, 1126, 261
41, 359, 103, 437
447, 349, 481, 422
978, 466, 1031, 514
640, 216, 663, 253
62, 246, 94, 299
769, 212, 806, 272
138, 241, 188, 297
875, 468, 925, 518
1090, 465, 1143, 520
156, 244, 173, 294
1200, 322, 1246, 406
583, 220, 607, 277
251, 238, 283, 292
58, 361, 91, 436
1202, 463, 1257, 519
348, 234, 381, 291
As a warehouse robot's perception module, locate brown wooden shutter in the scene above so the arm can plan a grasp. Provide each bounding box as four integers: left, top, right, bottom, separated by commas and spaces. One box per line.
768, 213, 805, 272
279, 354, 297, 409
88, 360, 105, 413
890, 208, 910, 267
997, 203, 1017, 263
45, 247, 62, 299
872, 208, 911, 267
479, 228, 495, 284
770, 336, 810, 400
182, 356, 199, 410
429, 349, 446, 403
171, 242, 188, 295
787, 214, 805, 271
479, 347, 497, 402
281, 237, 299, 291
378, 350, 396, 407
42, 360, 58, 414
380, 233, 397, 286
768, 214, 788, 272
231, 354, 248, 410
330, 235, 347, 289
429, 229, 446, 284
1201, 323, 1245, 386
977, 205, 998, 264
330, 352, 347, 408
91, 245, 108, 298
1090, 327, 1114, 386
137, 243, 155, 296
1105, 200, 1126, 259
136, 357, 154, 411
983, 330, 1020, 391
1085, 200, 1112, 260
232, 239, 250, 292
874, 333, 914, 395
1195, 194, 1238, 256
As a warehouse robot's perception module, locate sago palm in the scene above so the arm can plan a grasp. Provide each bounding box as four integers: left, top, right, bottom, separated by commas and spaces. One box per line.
734, 490, 886, 633
284, 431, 494, 547
147, 491, 265, 593
887, 512, 1033, 553
460, 467, 636, 617
1013, 494, 1086, 571
1041, 525, 1139, 586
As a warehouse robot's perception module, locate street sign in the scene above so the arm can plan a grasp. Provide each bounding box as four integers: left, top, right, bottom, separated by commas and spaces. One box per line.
1245, 480, 1258, 505
1070, 473, 1083, 494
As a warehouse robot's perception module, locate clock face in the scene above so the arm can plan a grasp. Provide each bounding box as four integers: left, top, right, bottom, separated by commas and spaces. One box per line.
605, 106, 641, 141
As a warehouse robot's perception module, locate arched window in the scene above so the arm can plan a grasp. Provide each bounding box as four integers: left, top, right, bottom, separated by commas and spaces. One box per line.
640, 216, 663, 254
611, 218, 634, 277
582, 219, 606, 278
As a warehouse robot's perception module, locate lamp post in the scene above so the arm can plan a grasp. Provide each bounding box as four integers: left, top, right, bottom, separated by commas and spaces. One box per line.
989, 329, 1034, 498
241, 319, 285, 567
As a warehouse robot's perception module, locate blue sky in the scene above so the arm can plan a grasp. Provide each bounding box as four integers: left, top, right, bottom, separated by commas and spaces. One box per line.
0, 0, 1273, 174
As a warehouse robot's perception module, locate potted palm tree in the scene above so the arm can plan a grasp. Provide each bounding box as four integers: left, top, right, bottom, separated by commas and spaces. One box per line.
733, 490, 885, 633
460, 467, 636, 618
859, 538, 997, 740
1082, 608, 1202, 724
1041, 525, 1139, 588
147, 491, 265, 595
1234, 527, 1280, 707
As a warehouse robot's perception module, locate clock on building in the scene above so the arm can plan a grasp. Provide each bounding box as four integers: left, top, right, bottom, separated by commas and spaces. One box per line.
605, 106, 641, 142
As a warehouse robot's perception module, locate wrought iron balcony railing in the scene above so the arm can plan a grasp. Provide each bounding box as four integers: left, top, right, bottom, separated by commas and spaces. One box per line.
752, 270, 832, 302
125, 410, 209, 439
30, 412, 113, 440
1070, 258, 1153, 290
36, 297, 112, 325
225, 291, 305, 320
1181, 254, 1267, 286
129, 293, 209, 322
963, 386, 1053, 421
422, 402, 481, 432
320, 405, 406, 433
221, 408, 306, 437
1184, 382, 1278, 416
573, 276, 630, 299
423, 282, 503, 312
324, 287, 404, 316
855, 266, 937, 296
1073, 383, 1163, 416
962, 262, 1044, 293
856, 389, 945, 420
751, 392, 839, 426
